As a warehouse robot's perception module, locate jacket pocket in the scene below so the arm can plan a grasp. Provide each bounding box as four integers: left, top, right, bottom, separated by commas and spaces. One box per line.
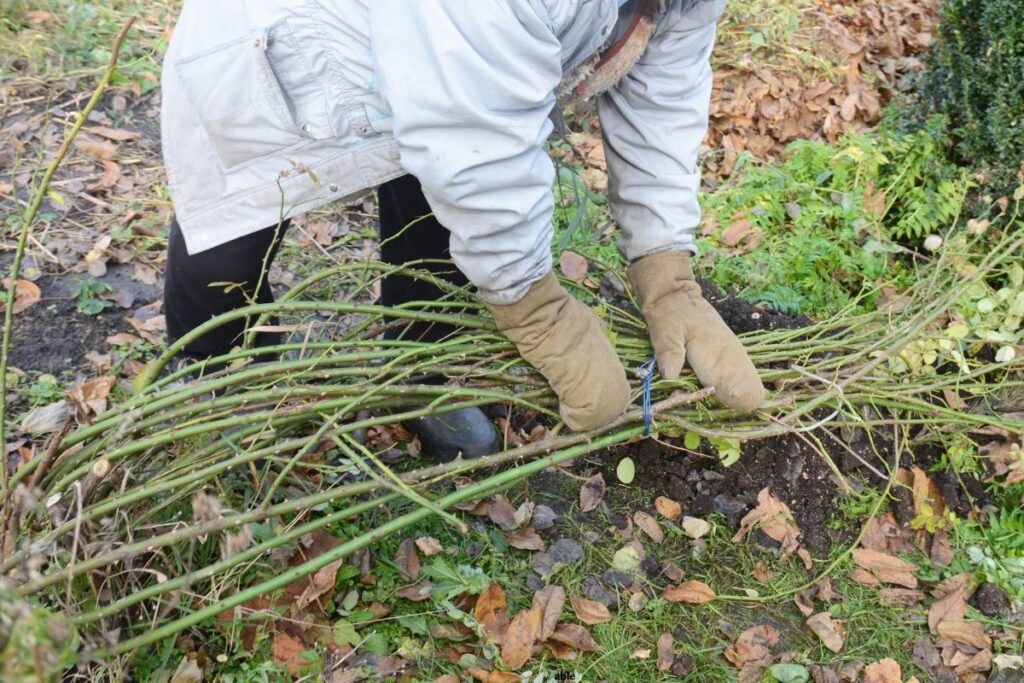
174, 19, 332, 172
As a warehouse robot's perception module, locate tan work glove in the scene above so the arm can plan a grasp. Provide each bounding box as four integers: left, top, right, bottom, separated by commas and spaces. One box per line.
486, 272, 631, 431
628, 251, 764, 411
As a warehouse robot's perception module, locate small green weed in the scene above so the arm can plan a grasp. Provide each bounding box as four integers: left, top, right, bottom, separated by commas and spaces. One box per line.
71, 277, 112, 315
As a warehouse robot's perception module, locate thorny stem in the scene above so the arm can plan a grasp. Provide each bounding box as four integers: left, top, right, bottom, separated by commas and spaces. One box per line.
0, 17, 135, 547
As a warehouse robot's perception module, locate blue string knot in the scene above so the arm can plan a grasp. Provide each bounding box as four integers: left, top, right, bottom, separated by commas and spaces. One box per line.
636, 357, 657, 437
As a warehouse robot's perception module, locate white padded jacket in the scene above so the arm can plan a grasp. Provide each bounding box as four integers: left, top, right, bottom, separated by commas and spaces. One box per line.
160, 0, 726, 303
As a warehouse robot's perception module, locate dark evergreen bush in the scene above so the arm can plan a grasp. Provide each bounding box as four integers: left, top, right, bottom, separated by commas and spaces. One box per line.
924, 0, 1024, 195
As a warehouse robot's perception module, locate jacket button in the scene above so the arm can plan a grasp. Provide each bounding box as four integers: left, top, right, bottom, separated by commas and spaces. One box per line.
329, 183, 339, 193
301, 123, 312, 135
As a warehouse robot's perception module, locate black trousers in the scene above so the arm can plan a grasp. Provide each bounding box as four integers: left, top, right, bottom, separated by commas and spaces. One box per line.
164, 174, 470, 360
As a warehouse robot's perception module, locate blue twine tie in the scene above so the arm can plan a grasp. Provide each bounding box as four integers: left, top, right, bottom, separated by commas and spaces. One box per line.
636, 357, 656, 437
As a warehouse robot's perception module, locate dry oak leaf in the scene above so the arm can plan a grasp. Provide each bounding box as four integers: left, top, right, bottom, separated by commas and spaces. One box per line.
571, 595, 612, 625
500, 606, 542, 671
664, 580, 716, 604
579, 473, 606, 512
654, 496, 682, 520
633, 511, 665, 544
475, 582, 510, 642
806, 612, 844, 653
528, 586, 564, 643
863, 658, 903, 683
852, 548, 918, 588
657, 632, 674, 672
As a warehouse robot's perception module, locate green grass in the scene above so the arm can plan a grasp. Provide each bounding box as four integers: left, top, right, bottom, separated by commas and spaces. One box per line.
1, 0, 178, 83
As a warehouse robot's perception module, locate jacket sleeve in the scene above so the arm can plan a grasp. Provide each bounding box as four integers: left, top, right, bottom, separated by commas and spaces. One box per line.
598, 0, 726, 262
369, 1, 562, 305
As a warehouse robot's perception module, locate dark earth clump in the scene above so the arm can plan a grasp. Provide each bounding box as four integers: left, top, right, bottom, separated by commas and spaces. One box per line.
970, 582, 1010, 618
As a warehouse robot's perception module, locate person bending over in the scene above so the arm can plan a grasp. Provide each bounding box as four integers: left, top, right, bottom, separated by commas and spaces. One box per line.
159, 0, 763, 461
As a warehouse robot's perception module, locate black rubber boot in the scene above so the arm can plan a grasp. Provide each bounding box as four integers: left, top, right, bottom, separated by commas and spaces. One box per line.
404, 407, 501, 463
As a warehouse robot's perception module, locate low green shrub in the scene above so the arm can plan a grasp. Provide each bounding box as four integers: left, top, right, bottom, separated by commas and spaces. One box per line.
923, 0, 1024, 196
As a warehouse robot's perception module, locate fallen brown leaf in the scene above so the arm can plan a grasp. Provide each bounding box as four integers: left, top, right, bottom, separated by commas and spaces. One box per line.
475, 582, 510, 642
806, 612, 844, 653
74, 136, 117, 159
863, 658, 902, 683
662, 560, 684, 582
395, 581, 434, 602
657, 632, 674, 672
468, 668, 521, 683
724, 624, 779, 668
878, 588, 925, 607
571, 595, 612, 625
507, 527, 546, 551
295, 559, 343, 611
579, 474, 605, 513
852, 548, 918, 588
664, 580, 716, 604
395, 538, 420, 581
87, 160, 121, 192
633, 511, 665, 544
733, 488, 802, 561
928, 586, 966, 634
415, 537, 444, 556
86, 125, 141, 142
271, 632, 309, 676
487, 495, 519, 531
545, 622, 602, 654
1, 279, 41, 315
500, 606, 542, 671
681, 516, 713, 539
66, 376, 116, 420
532, 585, 565, 641
935, 620, 991, 650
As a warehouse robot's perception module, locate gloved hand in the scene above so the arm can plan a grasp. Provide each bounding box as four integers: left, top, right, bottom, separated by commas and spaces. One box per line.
486, 272, 631, 431
628, 251, 764, 411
